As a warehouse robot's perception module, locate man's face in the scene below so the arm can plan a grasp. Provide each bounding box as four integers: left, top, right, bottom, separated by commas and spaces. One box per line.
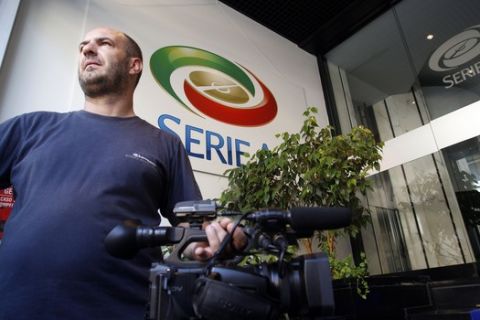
78, 28, 130, 97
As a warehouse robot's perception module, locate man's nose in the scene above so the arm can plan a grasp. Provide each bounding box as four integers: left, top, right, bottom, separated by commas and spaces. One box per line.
81, 41, 97, 56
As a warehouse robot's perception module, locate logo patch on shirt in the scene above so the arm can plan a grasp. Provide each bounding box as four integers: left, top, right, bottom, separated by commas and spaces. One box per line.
125, 153, 159, 170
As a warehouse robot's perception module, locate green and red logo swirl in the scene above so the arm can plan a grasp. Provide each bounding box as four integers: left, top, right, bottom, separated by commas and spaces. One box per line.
150, 46, 277, 126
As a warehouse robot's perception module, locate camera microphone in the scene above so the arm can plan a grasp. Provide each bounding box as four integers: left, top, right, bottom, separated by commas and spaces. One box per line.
246, 207, 352, 232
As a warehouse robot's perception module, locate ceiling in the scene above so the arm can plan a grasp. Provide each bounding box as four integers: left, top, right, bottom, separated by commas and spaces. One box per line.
218, 0, 400, 55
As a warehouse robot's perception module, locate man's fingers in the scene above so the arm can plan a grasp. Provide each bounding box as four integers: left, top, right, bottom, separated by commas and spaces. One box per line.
205, 222, 227, 251
185, 219, 247, 262
193, 246, 213, 260
218, 218, 231, 230
184, 241, 209, 260
219, 218, 247, 251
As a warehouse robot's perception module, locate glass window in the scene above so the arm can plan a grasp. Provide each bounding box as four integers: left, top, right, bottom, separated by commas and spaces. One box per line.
364, 153, 472, 274
396, 0, 480, 120
325, 0, 480, 274
443, 137, 480, 259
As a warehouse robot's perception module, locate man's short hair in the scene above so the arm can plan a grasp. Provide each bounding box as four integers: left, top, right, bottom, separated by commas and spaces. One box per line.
122, 32, 143, 87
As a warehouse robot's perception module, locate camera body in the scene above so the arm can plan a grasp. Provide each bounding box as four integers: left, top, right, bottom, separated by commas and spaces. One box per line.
148, 251, 333, 320
105, 200, 352, 320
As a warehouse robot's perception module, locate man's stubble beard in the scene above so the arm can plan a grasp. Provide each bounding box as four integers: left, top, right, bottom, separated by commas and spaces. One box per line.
79, 60, 129, 98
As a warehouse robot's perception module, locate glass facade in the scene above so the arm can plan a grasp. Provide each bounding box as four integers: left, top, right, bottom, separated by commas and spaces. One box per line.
326, 0, 480, 275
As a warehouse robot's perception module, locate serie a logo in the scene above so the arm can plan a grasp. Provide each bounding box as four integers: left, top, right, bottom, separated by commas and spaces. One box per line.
150, 46, 277, 126
428, 25, 480, 88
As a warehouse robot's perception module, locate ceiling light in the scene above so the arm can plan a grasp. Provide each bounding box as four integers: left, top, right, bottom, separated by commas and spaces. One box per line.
426, 34, 434, 40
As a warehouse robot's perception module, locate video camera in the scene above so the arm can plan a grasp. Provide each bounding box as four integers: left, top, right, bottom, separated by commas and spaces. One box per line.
105, 200, 352, 320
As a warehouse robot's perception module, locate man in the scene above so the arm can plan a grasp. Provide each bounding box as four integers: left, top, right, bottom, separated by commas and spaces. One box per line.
0, 27, 244, 319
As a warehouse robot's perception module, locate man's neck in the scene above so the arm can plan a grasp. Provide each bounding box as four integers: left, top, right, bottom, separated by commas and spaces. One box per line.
84, 94, 135, 118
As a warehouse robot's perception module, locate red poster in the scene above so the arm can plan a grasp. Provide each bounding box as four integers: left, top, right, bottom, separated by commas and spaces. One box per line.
0, 187, 14, 239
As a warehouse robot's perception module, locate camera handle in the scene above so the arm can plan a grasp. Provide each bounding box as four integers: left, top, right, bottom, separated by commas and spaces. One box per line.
165, 228, 210, 268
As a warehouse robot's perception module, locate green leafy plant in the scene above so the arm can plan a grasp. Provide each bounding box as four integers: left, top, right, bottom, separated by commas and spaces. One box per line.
329, 253, 370, 299
220, 107, 383, 298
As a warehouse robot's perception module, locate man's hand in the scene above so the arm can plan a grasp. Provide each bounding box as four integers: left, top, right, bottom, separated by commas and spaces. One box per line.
186, 218, 247, 261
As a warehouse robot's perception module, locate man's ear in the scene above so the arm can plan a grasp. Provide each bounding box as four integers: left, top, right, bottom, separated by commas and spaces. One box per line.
129, 57, 143, 76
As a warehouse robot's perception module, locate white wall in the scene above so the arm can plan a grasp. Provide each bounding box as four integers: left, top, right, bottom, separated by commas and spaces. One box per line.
0, 0, 327, 200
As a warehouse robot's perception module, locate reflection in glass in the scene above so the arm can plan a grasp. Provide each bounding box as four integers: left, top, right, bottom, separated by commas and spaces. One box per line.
364, 154, 468, 274
443, 137, 480, 260
325, 0, 480, 274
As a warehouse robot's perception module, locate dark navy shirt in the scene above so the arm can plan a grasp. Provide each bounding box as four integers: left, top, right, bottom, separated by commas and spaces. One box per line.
0, 110, 202, 319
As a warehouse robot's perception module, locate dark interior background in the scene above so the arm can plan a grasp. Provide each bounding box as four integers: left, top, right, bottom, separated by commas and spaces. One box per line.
219, 0, 400, 55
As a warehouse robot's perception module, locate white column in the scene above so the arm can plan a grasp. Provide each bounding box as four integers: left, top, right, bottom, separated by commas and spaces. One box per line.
0, 0, 21, 72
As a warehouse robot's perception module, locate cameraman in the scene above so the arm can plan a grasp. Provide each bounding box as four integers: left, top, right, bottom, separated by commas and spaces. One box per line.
0, 27, 245, 320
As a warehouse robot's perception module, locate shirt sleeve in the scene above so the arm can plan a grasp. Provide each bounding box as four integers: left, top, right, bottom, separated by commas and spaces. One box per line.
0, 116, 23, 189
162, 137, 202, 225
